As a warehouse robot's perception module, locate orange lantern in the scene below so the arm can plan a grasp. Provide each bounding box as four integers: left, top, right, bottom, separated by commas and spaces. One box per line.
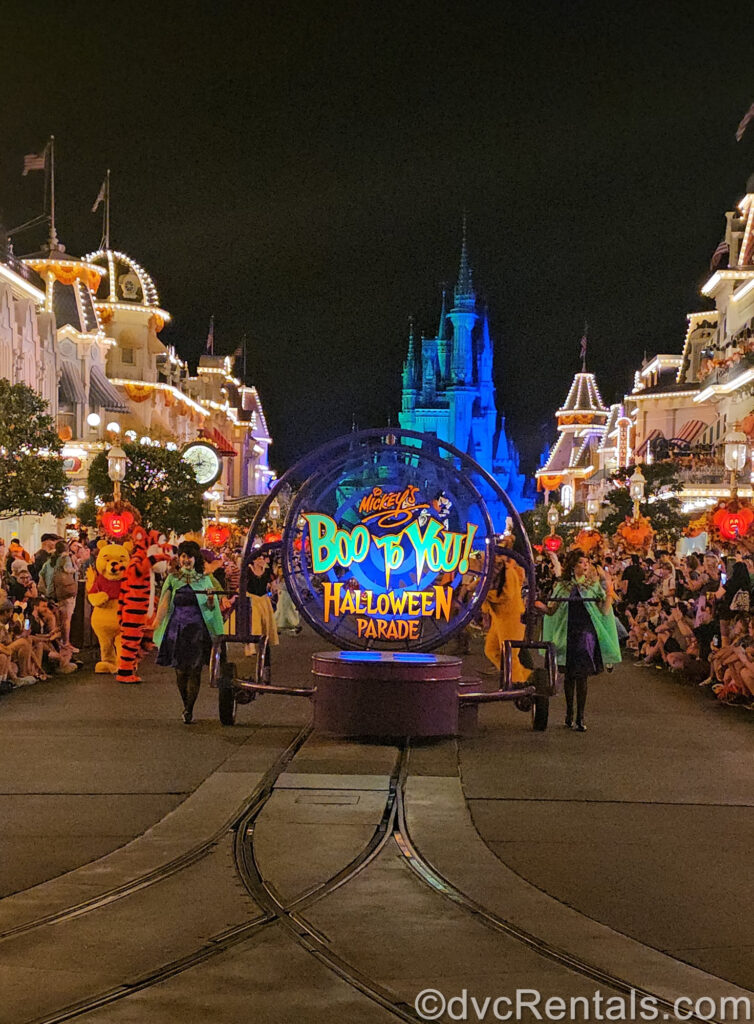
712, 504, 754, 542
206, 523, 231, 548
101, 508, 135, 539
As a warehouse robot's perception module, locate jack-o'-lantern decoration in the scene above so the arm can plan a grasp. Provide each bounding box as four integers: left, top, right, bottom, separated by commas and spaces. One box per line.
206, 522, 231, 548
574, 528, 602, 554
711, 503, 754, 543
101, 508, 135, 539
615, 514, 654, 553
544, 534, 562, 552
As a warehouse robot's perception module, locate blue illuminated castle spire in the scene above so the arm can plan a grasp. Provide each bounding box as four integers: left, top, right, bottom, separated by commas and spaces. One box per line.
398, 225, 532, 516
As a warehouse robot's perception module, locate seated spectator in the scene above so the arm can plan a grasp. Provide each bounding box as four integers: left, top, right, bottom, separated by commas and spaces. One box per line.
27, 596, 77, 675
5, 539, 32, 575
0, 599, 37, 685
7, 560, 38, 607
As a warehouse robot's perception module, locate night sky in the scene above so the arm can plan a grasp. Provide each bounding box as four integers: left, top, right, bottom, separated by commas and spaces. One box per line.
2, 3, 752, 474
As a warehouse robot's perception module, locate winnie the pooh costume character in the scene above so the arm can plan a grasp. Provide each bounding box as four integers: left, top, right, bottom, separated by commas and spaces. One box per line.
86, 542, 129, 673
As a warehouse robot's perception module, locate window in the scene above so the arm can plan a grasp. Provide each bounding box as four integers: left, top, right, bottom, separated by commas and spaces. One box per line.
121, 347, 134, 365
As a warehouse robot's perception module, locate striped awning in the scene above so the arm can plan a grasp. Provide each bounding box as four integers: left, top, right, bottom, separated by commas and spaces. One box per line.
202, 426, 236, 456
59, 360, 87, 405
635, 428, 663, 457
674, 419, 707, 444
89, 365, 128, 412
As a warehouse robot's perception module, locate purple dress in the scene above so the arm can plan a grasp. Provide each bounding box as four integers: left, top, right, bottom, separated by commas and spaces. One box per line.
156, 585, 211, 671
565, 585, 603, 677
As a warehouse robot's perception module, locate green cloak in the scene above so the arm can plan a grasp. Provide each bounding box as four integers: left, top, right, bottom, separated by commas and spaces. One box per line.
153, 572, 225, 649
542, 578, 622, 669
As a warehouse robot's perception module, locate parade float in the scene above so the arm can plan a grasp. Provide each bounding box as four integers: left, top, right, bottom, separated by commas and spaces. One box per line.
209, 428, 557, 736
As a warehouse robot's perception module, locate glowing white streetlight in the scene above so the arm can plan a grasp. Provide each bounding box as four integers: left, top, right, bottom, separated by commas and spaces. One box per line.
107, 445, 127, 503
629, 466, 646, 518
87, 412, 101, 428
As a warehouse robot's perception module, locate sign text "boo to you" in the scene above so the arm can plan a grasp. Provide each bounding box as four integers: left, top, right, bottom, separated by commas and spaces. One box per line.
303, 514, 477, 585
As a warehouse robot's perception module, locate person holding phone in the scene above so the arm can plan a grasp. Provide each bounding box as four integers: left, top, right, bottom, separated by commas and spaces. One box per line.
153, 541, 225, 723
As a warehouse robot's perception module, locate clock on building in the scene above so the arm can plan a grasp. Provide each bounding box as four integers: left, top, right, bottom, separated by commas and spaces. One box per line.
181, 441, 222, 487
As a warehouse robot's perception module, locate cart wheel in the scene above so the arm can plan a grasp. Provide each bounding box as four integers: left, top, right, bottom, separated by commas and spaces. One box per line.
532, 696, 549, 731
218, 663, 237, 726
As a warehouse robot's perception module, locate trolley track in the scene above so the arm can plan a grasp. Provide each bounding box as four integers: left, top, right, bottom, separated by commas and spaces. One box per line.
13, 737, 732, 1024
0, 721, 313, 944
21, 731, 405, 1024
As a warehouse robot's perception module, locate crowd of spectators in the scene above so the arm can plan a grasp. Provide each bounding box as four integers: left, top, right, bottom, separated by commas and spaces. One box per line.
0, 533, 91, 692
538, 545, 754, 706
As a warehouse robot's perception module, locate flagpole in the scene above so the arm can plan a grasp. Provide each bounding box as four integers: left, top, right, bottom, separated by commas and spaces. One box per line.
104, 168, 111, 249
48, 136, 58, 251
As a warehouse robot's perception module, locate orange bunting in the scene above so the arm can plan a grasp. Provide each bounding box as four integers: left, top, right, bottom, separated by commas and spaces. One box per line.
539, 475, 564, 491
123, 382, 152, 403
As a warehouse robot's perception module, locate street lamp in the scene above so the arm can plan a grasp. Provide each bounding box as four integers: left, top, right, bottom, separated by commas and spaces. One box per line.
107, 445, 127, 503
546, 504, 560, 535
586, 487, 600, 528
724, 426, 749, 497
629, 466, 646, 519
269, 497, 281, 522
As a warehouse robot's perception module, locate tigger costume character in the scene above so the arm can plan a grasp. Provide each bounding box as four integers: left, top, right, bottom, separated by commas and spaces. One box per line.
115, 527, 152, 684
116, 527, 173, 684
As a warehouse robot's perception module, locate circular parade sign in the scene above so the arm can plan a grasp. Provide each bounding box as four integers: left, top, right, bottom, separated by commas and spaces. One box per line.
239, 428, 533, 652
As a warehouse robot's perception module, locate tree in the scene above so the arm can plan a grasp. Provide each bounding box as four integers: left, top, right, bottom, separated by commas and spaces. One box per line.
0, 379, 67, 520
521, 502, 584, 548
86, 443, 205, 535
601, 462, 686, 541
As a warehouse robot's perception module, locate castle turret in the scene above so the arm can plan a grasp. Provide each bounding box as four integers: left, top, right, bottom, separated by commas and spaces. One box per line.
401, 319, 419, 413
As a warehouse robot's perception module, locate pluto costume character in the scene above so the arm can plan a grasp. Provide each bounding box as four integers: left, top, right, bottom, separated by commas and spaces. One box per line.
86, 543, 129, 673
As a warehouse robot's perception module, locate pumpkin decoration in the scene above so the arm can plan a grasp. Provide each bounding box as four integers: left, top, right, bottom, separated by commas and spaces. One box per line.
615, 514, 654, 553
711, 502, 754, 543
543, 534, 562, 552
574, 528, 602, 554
206, 522, 231, 548
101, 508, 135, 539
98, 501, 141, 540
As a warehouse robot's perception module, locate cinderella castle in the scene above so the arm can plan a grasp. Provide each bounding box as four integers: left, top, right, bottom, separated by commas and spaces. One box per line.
398, 228, 532, 517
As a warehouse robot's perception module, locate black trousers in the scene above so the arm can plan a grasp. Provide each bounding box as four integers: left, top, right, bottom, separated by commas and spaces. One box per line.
175, 669, 202, 714
563, 672, 588, 723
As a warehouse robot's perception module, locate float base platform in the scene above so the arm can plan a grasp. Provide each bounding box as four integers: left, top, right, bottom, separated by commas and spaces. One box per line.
311, 650, 463, 737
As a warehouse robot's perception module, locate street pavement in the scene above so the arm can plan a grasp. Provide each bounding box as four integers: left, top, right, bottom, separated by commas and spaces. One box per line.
1, 629, 753, 1021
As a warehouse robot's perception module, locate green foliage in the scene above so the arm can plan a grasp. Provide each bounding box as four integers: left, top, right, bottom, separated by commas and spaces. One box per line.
601, 462, 686, 540
0, 379, 67, 520
86, 443, 205, 535
520, 502, 584, 548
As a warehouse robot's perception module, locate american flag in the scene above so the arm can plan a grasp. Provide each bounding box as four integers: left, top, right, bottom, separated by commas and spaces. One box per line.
736, 101, 754, 143
22, 151, 46, 175
710, 238, 730, 270
205, 315, 215, 355
579, 332, 588, 364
